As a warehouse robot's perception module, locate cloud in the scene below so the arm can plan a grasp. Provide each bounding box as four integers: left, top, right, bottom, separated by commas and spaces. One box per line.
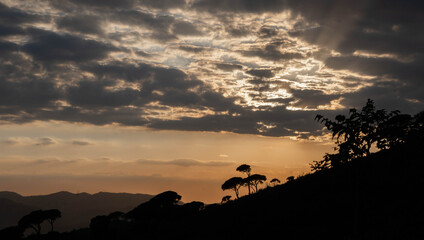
56, 14, 104, 35
246, 69, 275, 78
137, 159, 233, 167
35, 137, 57, 146
0, 0, 422, 139
240, 41, 304, 62
191, 0, 286, 13
172, 20, 203, 36
71, 140, 93, 146
215, 63, 243, 71
0, 2, 46, 25
22, 28, 120, 63
178, 45, 210, 53
66, 80, 140, 107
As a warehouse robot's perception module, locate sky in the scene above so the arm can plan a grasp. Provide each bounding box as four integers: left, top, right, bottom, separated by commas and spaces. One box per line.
0, 0, 423, 203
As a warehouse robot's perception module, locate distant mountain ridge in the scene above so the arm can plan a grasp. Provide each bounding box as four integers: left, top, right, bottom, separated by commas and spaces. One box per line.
0, 191, 153, 232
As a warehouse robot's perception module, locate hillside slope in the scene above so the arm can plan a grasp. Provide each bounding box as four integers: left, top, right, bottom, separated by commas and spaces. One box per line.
192, 142, 424, 239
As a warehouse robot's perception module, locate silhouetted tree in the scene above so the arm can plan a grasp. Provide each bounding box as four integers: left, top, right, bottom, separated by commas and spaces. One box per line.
313, 99, 401, 171
149, 190, 182, 208
43, 209, 61, 232
17, 209, 62, 235
18, 210, 45, 235
221, 195, 232, 204
270, 178, 281, 186
247, 174, 267, 193
222, 177, 243, 199
236, 164, 252, 194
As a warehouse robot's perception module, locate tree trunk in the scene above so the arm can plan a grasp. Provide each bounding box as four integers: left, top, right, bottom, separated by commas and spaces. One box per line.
50, 220, 54, 232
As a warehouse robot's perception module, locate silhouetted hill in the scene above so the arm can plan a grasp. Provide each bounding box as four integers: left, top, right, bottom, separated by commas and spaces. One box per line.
191, 142, 424, 239
0, 191, 153, 232
3, 141, 423, 239
46, 140, 423, 240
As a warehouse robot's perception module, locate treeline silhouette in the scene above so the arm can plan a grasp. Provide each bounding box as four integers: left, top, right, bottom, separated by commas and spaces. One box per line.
1, 99, 423, 240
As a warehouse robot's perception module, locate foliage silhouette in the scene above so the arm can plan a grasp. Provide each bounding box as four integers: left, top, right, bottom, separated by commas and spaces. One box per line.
221, 195, 232, 204
42, 209, 61, 232
236, 164, 252, 194
311, 99, 421, 171
221, 177, 243, 199
286, 176, 294, 182
18, 210, 44, 235
17, 209, 62, 236
270, 178, 280, 186
246, 174, 267, 193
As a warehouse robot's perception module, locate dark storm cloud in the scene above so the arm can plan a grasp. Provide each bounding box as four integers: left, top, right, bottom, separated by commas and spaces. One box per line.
0, 40, 19, 54
171, 20, 202, 36
289, 89, 340, 108
0, 76, 61, 110
112, 9, 177, 41
49, 0, 187, 11
178, 45, 209, 53
246, 69, 275, 78
79, 61, 240, 112
192, 0, 286, 13
82, 62, 202, 91
225, 25, 251, 37
325, 56, 424, 83
32, 106, 148, 127
258, 26, 279, 38
138, 0, 187, 9
288, 0, 424, 57
325, 55, 424, 105
149, 105, 326, 137
0, 2, 45, 25
56, 14, 104, 35
22, 28, 119, 63
192, 0, 423, 59
215, 63, 243, 72
340, 84, 424, 114
66, 80, 140, 107
0, 24, 25, 37
240, 41, 304, 62
0, 0, 422, 139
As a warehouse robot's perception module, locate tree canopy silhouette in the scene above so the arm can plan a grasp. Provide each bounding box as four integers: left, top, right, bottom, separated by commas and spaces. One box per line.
221, 177, 243, 199
17, 209, 62, 235
236, 164, 252, 194
312, 99, 424, 171
247, 174, 267, 193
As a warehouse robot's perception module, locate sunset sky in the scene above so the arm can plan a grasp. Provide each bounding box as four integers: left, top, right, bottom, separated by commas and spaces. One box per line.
0, 0, 423, 203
